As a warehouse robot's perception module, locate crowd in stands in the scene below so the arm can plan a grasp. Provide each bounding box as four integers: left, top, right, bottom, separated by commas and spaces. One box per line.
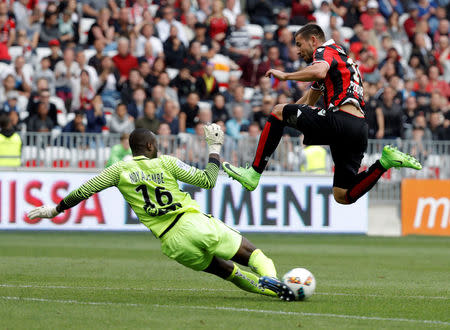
0, 0, 448, 156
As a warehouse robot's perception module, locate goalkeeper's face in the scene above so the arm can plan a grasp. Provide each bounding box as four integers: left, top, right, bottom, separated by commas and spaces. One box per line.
295, 35, 315, 63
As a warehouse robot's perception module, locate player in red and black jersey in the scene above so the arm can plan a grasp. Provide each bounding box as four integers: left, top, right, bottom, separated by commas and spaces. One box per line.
223, 24, 421, 204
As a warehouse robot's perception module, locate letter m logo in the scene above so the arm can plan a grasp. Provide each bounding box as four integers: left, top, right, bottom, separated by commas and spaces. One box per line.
413, 197, 450, 230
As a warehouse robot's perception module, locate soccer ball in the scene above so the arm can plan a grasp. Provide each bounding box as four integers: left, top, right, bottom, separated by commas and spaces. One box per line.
282, 268, 316, 301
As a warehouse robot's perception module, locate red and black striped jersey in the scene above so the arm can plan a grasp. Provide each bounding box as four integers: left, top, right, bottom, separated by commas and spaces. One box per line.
311, 39, 365, 111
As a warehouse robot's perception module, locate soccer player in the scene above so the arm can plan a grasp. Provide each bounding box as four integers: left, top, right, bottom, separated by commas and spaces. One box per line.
28, 125, 295, 300
222, 24, 422, 205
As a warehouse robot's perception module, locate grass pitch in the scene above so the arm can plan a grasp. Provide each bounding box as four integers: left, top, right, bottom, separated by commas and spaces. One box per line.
0, 232, 448, 329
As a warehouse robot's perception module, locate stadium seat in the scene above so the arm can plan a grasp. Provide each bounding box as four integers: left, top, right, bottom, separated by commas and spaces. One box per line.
83, 49, 97, 62
8, 46, 23, 60
79, 18, 96, 45
50, 96, 66, 113
35, 47, 52, 64
166, 68, 179, 80
247, 24, 264, 41
244, 87, 254, 101
340, 26, 354, 42
287, 25, 302, 34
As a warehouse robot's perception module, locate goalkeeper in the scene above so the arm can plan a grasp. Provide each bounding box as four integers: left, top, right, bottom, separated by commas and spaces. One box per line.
28, 125, 294, 300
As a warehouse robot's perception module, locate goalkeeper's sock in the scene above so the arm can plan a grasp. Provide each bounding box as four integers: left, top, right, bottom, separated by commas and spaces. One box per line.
226, 263, 277, 297
248, 249, 277, 278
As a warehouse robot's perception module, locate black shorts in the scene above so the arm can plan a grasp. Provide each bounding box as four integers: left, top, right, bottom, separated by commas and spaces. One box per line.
283, 104, 368, 189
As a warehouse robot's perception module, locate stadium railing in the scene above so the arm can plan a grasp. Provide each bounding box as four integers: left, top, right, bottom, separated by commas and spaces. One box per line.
14, 132, 450, 202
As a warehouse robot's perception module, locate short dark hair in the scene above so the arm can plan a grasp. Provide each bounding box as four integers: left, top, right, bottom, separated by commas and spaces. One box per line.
129, 128, 156, 155
295, 24, 325, 41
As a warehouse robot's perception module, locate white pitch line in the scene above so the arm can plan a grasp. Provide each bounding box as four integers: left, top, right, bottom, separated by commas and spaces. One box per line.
1, 295, 449, 326
1, 283, 448, 300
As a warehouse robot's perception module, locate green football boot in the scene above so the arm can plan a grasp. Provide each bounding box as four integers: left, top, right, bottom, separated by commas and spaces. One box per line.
379, 145, 422, 170
222, 162, 261, 191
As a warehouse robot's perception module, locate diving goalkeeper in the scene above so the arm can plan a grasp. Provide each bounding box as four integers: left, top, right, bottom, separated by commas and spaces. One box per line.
28, 125, 294, 300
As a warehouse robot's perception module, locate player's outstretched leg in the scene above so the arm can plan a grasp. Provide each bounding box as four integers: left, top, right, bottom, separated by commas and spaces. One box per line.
344, 145, 422, 204
223, 108, 286, 191
204, 257, 277, 297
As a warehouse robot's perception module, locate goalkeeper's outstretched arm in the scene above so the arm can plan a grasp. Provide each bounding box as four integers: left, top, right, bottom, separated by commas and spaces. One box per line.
161, 123, 224, 190
28, 164, 121, 219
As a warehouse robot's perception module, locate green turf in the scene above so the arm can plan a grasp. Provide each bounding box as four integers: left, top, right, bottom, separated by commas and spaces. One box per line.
0, 232, 448, 329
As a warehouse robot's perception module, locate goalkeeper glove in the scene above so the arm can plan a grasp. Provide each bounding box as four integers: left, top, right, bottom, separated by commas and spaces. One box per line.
28, 205, 60, 219
204, 123, 224, 155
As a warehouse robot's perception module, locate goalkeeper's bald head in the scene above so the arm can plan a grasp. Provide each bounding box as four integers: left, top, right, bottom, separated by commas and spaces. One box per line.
129, 128, 158, 158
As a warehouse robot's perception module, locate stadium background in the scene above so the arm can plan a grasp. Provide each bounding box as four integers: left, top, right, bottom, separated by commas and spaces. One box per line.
0, 0, 448, 328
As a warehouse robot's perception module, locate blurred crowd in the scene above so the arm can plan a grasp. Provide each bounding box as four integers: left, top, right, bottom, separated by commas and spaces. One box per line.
0, 0, 448, 150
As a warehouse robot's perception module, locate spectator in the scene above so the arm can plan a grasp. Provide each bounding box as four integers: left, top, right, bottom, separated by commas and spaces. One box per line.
54, 47, 79, 108
38, 11, 60, 46
222, 74, 239, 102
195, 63, 219, 100
237, 45, 265, 87
380, 86, 403, 139
110, 103, 134, 134
151, 85, 167, 117
197, 105, 213, 124
27, 101, 54, 132
379, 0, 404, 18
225, 14, 250, 62
157, 71, 178, 104
429, 111, 448, 141
179, 91, 200, 133
226, 84, 251, 119
71, 70, 97, 112
113, 7, 134, 41
160, 99, 179, 135
251, 76, 278, 113
45, 39, 63, 71
144, 57, 166, 89
170, 67, 197, 101
211, 93, 229, 123
76, 51, 99, 88
138, 42, 156, 69
0, 2, 16, 52
415, 74, 432, 108
113, 38, 139, 80
156, 6, 188, 47
8, 109, 24, 132
81, 0, 118, 19
191, 22, 213, 57
85, 95, 106, 133
2, 91, 20, 113
135, 23, 163, 58
0, 113, 21, 167
26, 88, 57, 126
87, 8, 115, 47
277, 27, 294, 64
246, 0, 273, 26
62, 110, 86, 134
410, 33, 434, 69
405, 113, 432, 163
119, 68, 144, 105
427, 66, 450, 98
206, 0, 229, 47
34, 57, 56, 95
403, 95, 419, 131
135, 99, 160, 133
188, 122, 208, 167
127, 87, 147, 119
314, 1, 332, 33
59, 9, 76, 45
98, 56, 121, 110
291, 0, 315, 25
360, 0, 383, 30
163, 25, 187, 69
183, 41, 208, 78
225, 104, 249, 139
435, 35, 449, 82
88, 39, 106, 75
253, 94, 275, 129
105, 133, 132, 167
364, 82, 384, 139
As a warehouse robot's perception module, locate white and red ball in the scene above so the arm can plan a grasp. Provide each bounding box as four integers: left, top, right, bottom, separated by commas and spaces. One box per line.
282, 268, 316, 301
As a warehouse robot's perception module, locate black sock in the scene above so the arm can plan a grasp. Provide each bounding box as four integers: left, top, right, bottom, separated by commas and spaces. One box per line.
345, 160, 386, 204
252, 114, 285, 174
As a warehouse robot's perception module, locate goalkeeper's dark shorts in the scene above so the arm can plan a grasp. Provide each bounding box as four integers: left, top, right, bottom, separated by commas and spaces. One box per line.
282, 104, 368, 189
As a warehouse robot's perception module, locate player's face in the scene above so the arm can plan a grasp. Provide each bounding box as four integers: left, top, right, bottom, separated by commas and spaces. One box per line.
295, 35, 315, 63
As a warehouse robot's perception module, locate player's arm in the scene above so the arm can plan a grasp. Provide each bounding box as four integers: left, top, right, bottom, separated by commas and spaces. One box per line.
266, 62, 329, 82
295, 87, 322, 106
28, 163, 121, 219
161, 124, 224, 189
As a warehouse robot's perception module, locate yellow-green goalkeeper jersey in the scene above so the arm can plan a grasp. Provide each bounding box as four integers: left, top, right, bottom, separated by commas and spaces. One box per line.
60, 155, 220, 237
